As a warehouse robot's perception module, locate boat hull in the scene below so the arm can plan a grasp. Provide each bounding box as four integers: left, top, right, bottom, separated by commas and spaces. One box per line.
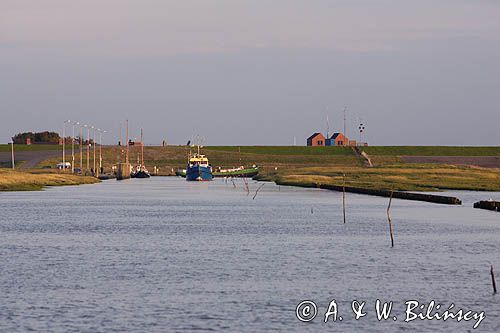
131, 171, 151, 178
186, 165, 213, 181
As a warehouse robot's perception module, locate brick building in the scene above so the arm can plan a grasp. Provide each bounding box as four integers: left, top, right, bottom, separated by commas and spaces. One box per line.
306, 133, 326, 146
326, 133, 348, 146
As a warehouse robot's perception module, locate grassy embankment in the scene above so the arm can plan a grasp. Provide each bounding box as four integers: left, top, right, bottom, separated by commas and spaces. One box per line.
0, 169, 99, 191
252, 146, 500, 192
362, 146, 500, 156
38, 145, 360, 174
35, 145, 500, 192
362, 146, 500, 165
255, 164, 500, 192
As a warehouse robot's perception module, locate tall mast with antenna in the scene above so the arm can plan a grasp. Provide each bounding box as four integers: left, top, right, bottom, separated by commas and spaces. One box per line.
343, 106, 347, 145
326, 114, 330, 139
125, 119, 129, 164
141, 128, 144, 166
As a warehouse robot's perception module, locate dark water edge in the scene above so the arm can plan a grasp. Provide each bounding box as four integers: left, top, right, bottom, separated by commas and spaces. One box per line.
0, 177, 499, 332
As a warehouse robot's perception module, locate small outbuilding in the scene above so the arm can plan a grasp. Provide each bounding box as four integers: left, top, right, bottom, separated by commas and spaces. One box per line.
307, 133, 326, 146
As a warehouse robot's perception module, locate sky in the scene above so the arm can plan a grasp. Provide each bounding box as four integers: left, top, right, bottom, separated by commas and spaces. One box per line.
1, 0, 499, 145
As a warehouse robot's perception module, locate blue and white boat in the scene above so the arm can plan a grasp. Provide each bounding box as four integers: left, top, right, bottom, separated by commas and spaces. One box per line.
186, 149, 213, 181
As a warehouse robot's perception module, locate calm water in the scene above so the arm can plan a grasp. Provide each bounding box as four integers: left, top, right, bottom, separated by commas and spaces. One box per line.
1, 177, 499, 332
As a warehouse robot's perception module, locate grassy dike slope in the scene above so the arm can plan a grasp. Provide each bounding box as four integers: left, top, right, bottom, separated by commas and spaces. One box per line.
0, 169, 99, 191
35, 145, 500, 191
249, 146, 500, 191
362, 146, 500, 156
255, 164, 500, 192
39, 145, 361, 173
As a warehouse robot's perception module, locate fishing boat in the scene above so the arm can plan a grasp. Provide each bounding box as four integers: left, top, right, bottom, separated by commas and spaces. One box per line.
130, 128, 151, 178
176, 165, 259, 178
186, 147, 212, 181
131, 164, 150, 178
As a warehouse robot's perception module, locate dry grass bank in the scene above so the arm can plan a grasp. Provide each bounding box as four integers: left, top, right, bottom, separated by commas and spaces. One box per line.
256, 164, 500, 192
0, 169, 99, 191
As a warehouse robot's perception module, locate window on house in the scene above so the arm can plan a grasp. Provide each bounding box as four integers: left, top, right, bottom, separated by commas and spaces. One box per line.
338, 140, 343, 145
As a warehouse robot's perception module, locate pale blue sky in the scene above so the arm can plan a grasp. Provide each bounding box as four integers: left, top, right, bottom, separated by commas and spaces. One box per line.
1, 0, 499, 145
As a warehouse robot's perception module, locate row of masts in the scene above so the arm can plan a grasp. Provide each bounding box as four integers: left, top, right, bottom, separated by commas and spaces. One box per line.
121, 119, 144, 166
117, 119, 146, 179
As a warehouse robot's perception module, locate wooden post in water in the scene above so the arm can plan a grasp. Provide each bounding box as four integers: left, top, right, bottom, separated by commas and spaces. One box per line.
253, 184, 265, 200
387, 190, 395, 248
342, 174, 346, 224
491, 265, 497, 294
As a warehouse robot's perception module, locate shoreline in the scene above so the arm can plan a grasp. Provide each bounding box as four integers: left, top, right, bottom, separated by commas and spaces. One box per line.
260, 178, 463, 205
0, 169, 100, 192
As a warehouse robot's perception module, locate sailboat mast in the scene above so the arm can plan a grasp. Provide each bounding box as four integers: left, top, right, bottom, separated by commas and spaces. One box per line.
141, 128, 144, 166
343, 107, 347, 140
125, 119, 129, 164
326, 114, 330, 139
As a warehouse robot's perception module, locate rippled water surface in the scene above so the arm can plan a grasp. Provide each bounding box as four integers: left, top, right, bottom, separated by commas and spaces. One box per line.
1, 177, 499, 332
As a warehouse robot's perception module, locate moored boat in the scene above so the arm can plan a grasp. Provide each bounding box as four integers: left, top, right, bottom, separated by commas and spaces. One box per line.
130, 128, 150, 178
213, 165, 259, 178
186, 149, 213, 181
131, 165, 151, 178
176, 165, 259, 178
175, 169, 187, 177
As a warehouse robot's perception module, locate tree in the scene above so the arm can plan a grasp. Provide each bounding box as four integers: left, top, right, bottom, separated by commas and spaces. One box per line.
12, 131, 61, 144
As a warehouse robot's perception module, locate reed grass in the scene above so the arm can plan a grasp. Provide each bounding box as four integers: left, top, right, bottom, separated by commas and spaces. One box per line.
0, 169, 99, 191
255, 165, 500, 192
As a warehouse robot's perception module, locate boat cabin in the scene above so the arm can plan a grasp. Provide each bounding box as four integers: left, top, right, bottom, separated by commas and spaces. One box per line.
188, 154, 210, 167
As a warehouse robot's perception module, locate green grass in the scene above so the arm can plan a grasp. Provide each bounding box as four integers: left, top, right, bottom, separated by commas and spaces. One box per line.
362, 146, 500, 156
256, 165, 500, 192
29, 144, 500, 192
205, 146, 354, 155
0, 169, 99, 191
5, 144, 499, 156
40, 146, 361, 175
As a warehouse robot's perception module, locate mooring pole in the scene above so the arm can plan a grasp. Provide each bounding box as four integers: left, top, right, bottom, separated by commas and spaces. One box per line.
387, 190, 395, 248
80, 124, 83, 171
62, 121, 65, 170
86, 125, 90, 173
491, 265, 497, 294
93, 126, 96, 176
71, 122, 75, 173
